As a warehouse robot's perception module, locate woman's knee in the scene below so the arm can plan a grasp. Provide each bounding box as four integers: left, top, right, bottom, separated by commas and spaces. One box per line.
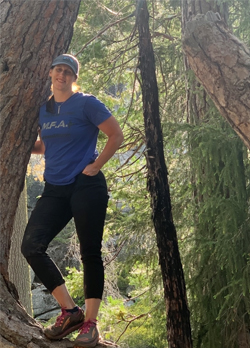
21, 236, 36, 259
21, 230, 46, 259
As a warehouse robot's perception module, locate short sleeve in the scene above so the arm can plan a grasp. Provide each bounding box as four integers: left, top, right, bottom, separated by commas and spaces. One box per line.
84, 96, 112, 126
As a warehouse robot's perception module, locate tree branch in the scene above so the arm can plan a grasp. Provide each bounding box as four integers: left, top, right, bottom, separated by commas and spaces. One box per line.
152, 31, 176, 41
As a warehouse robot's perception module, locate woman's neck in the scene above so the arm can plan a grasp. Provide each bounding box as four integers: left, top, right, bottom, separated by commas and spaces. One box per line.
53, 90, 74, 103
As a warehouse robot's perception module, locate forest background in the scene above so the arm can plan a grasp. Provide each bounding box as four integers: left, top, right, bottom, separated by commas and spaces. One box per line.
18, 0, 250, 347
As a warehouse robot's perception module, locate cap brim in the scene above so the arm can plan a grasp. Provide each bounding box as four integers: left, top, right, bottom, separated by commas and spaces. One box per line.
51, 61, 77, 76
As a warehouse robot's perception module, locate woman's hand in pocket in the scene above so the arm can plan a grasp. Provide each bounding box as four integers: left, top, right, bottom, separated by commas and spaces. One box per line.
82, 163, 100, 176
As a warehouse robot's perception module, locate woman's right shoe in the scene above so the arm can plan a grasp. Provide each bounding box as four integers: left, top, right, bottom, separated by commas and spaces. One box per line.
44, 306, 85, 340
74, 319, 99, 347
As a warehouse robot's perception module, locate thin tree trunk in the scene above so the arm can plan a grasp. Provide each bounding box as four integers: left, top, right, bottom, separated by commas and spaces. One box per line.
137, 1, 192, 347
8, 182, 32, 316
182, 0, 250, 149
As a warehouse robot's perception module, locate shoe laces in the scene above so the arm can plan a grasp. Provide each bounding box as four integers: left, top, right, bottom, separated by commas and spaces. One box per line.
79, 319, 97, 334
55, 308, 69, 327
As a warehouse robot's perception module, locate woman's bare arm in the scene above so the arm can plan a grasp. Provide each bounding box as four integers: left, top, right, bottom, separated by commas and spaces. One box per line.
32, 130, 45, 154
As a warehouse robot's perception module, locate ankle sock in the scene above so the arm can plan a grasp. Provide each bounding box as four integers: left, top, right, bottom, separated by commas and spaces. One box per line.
65, 306, 79, 313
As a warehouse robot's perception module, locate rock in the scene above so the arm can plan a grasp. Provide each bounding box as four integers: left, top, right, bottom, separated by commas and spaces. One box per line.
35, 308, 61, 321
32, 284, 60, 318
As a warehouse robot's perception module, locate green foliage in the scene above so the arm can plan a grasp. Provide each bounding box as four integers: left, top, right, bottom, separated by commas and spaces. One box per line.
98, 281, 167, 347
65, 267, 85, 306
227, 0, 250, 45
164, 115, 250, 347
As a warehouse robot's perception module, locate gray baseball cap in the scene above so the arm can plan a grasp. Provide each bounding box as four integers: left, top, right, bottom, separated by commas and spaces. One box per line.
51, 54, 79, 76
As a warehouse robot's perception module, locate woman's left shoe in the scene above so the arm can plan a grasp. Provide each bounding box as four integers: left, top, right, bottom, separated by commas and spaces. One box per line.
44, 306, 85, 340
74, 319, 99, 347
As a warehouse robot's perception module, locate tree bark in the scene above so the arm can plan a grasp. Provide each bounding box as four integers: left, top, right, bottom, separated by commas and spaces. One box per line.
182, 7, 250, 149
238, 329, 250, 348
0, 0, 82, 346
181, 0, 228, 124
137, 1, 193, 347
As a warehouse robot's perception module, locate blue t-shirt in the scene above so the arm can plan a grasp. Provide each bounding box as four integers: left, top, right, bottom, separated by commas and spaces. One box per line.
39, 92, 111, 185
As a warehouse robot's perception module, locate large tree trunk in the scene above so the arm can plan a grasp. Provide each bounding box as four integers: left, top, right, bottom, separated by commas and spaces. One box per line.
137, 1, 192, 347
182, 0, 250, 149
0, 0, 80, 279
0, 1, 81, 346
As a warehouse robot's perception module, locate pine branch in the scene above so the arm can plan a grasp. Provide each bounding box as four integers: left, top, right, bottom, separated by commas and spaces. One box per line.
115, 312, 150, 343
103, 240, 126, 267
121, 62, 139, 130
152, 31, 176, 41
75, 12, 136, 56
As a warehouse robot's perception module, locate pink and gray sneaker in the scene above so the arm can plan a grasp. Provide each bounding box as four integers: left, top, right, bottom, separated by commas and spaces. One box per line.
74, 319, 99, 347
44, 306, 85, 340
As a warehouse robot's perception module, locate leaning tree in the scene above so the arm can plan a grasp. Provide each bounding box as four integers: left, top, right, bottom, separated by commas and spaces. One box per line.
182, 0, 250, 150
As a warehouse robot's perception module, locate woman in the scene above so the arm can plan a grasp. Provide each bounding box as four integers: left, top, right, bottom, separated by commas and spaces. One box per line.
21, 54, 124, 347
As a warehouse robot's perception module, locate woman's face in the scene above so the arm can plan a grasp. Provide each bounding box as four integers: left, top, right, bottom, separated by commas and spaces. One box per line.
49, 64, 77, 92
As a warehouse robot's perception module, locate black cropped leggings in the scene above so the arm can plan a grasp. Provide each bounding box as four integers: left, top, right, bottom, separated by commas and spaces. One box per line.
21, 171, 109, 299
